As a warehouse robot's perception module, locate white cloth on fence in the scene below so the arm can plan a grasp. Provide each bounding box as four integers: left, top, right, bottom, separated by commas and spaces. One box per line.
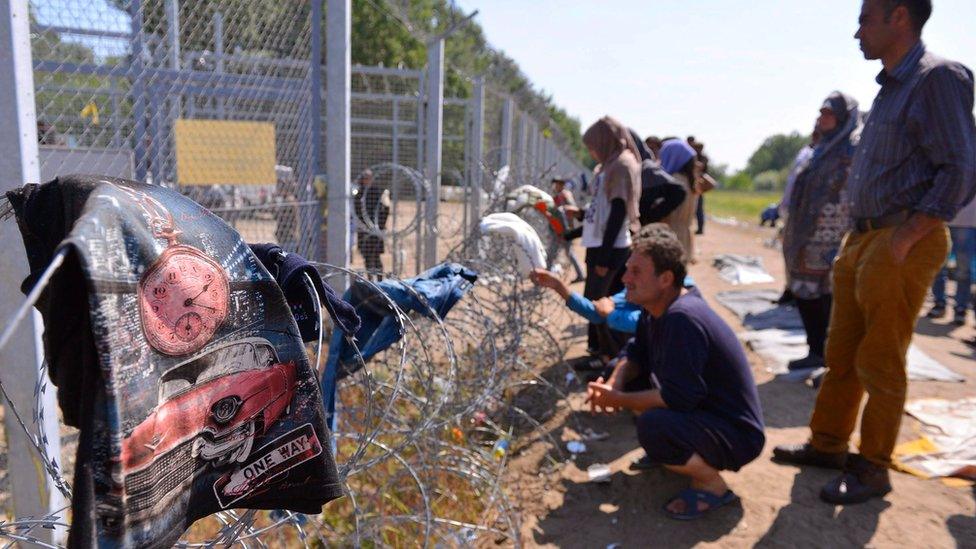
504, 184, 555, 214
479, 212, 548, 275
712, 254, 775, 285
899, 397, 976, 479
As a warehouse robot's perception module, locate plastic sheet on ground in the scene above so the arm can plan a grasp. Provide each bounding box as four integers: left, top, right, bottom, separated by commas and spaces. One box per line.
717, 290, 965, 383
895, 397, 976, 480
712, 254, 775, 285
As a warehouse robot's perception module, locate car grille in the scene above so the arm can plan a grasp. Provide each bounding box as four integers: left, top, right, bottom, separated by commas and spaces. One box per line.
124, 442, 202, 514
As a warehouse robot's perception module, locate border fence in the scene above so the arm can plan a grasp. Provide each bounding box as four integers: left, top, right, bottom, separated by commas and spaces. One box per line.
25, 0, 585, 278
1, 0, 588, 545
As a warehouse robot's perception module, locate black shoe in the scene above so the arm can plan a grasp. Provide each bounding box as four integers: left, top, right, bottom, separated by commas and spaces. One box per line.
952, 311, 966, 326
819, 455, 892, 504
629, 454, 659, 471
927, 304, 947, 319
772, 443, 847, 469
776, 289, 796, 305
568, 355, 606, 372
788, 354, 825, 371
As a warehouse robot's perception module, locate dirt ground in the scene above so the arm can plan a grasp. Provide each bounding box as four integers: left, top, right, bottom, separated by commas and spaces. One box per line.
508, 217, 976, 548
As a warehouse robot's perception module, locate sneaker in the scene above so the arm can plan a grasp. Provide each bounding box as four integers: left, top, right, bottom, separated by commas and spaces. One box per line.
772, 442, 847, 469
819, 454, 892, 505
926, 304, 947, 319
787, 354, 825, 371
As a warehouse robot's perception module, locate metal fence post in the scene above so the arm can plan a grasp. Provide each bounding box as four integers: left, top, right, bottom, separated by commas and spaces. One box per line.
0, 1, 67, 542
307, 0, 324, 261
131, 0, 148, 181
423, 37, 444, 270
468, 75, 484, 234
499, 97, 512, 170
213, 11, 225, 119
326, 0, 351, 285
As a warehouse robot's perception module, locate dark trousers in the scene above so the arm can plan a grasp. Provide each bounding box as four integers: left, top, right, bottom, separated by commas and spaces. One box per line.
584, 247, 630, 355
636, 408, 763, 471
358, 233, 384, 275
795, 294, 832, 358
695, 195, 705, 234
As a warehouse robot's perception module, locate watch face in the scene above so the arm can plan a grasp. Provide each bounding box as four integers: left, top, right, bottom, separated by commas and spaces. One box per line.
139, 245, 230, 355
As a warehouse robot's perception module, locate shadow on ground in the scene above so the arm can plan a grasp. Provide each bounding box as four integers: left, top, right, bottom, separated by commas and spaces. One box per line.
529, 404, 745, 548
947, 486, 976, 548
755, 466, 891, 548
756, 378, 816, 429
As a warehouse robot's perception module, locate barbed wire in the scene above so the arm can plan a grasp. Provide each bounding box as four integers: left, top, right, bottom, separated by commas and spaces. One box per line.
0, 158, 587, 547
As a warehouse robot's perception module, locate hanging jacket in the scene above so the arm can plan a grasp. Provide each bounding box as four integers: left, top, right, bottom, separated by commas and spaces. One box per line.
324, 262, 478, 381
249, 243, 361, 341
6, 175, 341, 549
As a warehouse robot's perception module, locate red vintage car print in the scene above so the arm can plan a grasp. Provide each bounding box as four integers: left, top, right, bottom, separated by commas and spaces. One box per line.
120, 337, 297, 519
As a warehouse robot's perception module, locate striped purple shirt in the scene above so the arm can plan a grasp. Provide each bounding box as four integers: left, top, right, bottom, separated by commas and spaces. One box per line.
848, 42, 976, 220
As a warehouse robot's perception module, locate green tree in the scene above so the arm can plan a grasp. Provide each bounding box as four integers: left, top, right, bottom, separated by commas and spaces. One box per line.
744, 132, 809, 177
723, 172, 754, 191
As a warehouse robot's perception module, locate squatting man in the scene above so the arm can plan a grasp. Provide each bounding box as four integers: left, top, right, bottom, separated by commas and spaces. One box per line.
584, 224, 765, 520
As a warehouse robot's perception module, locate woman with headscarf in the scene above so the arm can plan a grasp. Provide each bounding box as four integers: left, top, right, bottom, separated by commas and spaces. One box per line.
781, 91, 861, 371
579, 116, 642, 362
659, 139, 703, 263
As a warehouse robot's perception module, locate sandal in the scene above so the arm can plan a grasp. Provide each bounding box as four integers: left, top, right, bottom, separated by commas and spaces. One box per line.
663, 488, 738, 520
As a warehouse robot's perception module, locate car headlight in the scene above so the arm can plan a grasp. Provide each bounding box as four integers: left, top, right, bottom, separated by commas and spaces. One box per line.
210, 396, 242, 425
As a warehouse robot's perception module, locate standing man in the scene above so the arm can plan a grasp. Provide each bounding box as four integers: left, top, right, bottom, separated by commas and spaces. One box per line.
774, 0, 976, 504
353, 169, 390, 277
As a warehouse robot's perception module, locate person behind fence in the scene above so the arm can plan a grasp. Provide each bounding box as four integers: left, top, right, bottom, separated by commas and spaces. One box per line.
585, 223, 765, 520
579, 116, 642, 363
658, 139, 703, 264
548, 177, 585, 283
774, 0, 976, 505
353, 169, 390, 277
781, 91, 862, 372
926, 194, 976, 325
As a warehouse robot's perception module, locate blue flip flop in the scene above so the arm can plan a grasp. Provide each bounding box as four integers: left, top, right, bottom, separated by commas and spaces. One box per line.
663, 488, 738, 520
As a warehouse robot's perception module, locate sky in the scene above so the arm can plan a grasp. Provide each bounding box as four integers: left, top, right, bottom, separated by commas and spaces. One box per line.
454, 0, 976, 171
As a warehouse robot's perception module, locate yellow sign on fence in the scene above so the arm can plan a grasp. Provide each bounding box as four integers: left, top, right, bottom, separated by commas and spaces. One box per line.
174, 119, 277, 186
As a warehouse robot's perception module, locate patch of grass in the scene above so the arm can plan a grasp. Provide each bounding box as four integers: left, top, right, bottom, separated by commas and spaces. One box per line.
704, 190, 781, 222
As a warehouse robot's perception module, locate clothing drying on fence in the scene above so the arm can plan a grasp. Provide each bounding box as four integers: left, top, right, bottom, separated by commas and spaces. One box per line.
478, 212, 548, 274
6, 175, 341, 549
320, 263, 478, 429
250, 243, 360, 342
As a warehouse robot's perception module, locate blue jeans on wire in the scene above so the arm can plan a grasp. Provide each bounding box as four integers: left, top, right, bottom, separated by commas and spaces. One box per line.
932, 226, 976, 314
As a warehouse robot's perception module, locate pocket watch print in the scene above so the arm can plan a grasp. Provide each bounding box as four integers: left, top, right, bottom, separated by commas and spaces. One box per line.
122, 186, 230, 356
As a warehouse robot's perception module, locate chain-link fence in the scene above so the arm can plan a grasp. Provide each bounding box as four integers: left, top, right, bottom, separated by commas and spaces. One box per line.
5, 1, 589, 544
29, 0, 584, 280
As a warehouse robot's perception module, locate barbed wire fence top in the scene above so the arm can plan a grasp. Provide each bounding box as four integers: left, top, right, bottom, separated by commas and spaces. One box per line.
3, 0, 592, 545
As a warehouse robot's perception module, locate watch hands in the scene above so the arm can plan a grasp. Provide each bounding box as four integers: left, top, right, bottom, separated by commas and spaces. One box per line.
190, 303, 217, 312
183, 282, 212, 307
